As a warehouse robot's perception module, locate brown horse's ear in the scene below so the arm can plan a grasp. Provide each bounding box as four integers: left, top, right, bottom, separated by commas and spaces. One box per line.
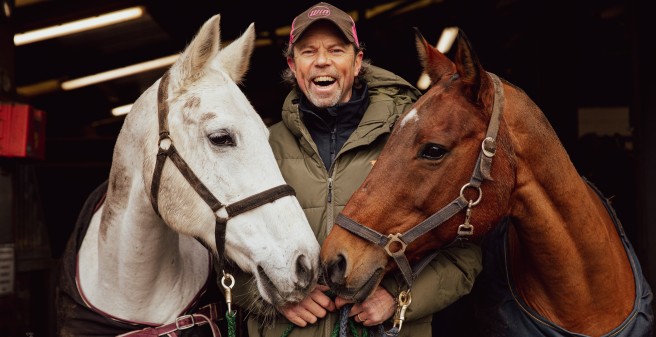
453, 31, 491, 105
414, 28, 455, 85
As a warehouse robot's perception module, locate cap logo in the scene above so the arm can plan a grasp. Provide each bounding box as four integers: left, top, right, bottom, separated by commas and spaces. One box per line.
308, 6, 331, 19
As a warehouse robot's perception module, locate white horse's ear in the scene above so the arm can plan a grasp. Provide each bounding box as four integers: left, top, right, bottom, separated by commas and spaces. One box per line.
213, 23, 255, 83
171, 14, 222, 86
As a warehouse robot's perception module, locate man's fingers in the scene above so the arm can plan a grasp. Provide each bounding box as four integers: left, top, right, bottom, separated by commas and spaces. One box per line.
279, 306, 309, 327
309, 288, 336, 312
316, 284, 332, 292
334, 296, 353, 309
302, 296, 329, 318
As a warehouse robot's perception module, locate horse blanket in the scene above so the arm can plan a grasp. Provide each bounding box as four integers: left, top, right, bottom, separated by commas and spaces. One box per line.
56, 180, 224, 337
474, 178, 653, 337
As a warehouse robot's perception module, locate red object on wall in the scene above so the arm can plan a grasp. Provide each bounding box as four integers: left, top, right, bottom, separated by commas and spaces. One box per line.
0, 104, 46, 160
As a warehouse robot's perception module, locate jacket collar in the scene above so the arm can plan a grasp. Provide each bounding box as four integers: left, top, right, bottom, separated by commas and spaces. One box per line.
299, 84, 369, 132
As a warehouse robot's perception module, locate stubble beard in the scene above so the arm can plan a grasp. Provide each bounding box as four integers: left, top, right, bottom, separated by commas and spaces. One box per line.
305, 81, 343, 108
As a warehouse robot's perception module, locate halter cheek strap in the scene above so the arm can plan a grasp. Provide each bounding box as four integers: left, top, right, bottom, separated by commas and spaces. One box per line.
150, 71, 296, 270
335, 72, 505, 288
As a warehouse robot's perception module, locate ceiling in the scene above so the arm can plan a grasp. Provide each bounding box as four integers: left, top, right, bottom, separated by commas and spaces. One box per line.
7, 0, 634, 139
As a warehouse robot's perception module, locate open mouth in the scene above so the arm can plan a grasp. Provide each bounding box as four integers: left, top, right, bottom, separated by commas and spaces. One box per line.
257, 265, 281, 304
312, 76, 336, 87
330, 268, 384, 302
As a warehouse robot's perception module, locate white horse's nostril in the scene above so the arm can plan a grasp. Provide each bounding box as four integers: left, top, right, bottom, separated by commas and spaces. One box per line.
295, 254, 313, 288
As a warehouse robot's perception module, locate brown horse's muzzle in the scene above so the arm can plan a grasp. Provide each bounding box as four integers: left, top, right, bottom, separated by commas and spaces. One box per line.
321, 226, 389, 302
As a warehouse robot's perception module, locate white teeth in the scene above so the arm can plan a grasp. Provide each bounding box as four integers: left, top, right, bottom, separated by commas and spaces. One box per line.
313, 76, 335, 83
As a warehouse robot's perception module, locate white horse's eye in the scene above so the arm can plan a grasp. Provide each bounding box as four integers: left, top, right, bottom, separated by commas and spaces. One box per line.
209, 131, 236, 147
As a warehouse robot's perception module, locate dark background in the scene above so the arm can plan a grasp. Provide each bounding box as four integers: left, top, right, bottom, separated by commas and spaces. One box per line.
1, 0, 655, 336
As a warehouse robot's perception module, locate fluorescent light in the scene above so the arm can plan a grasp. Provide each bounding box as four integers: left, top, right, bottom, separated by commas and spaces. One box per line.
112, 104, 133, 116
436, 26, 458, 53
416, 73, 431, 91
417, 26, 459, 90
16, 79, 60, 96
14, 6, 144, 46
61, 54, 179, 90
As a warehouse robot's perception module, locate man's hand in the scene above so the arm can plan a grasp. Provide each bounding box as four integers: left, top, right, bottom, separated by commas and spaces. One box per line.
335, 286, 397, 327
277, 284, 336, 327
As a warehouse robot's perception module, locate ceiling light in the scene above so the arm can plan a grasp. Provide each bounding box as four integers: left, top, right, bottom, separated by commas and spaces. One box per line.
16, 79, 60, 97
111, 104, 132, 116
3, 1, 11, 18
436, 26, 459, 53
417, 26, 459, 90
14, 6, 144, 46
61, 54, 178, 90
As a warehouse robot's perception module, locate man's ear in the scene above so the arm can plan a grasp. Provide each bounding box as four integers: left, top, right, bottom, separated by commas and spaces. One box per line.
287, 57, 296, 75
354, 51, 363, 75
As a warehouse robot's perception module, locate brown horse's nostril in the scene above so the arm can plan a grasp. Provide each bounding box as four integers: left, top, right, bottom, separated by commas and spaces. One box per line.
295, 254, 313, 288
327, 253, 347, 286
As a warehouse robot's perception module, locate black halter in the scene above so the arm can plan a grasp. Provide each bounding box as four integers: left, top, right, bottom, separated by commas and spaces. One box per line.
150, 71, 296, 270
335, 72, 505, 287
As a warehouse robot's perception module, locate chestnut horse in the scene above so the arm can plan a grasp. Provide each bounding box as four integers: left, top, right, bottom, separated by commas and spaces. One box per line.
320, 30, 652, 336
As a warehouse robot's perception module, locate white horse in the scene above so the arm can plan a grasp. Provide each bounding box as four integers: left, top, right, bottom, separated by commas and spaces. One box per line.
57, 15, 319, 336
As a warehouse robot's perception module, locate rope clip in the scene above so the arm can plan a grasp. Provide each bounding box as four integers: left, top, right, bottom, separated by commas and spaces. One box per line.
221, 270, 235, 314
392, 290, 412, 331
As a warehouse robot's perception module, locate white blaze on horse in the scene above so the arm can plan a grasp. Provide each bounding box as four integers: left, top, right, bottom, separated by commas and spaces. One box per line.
321, 30, 652, 337
57, 15, 319, 336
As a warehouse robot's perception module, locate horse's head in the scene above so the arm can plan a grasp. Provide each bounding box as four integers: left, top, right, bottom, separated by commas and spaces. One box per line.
128, 15, 319, 306
320, 30, 516, 301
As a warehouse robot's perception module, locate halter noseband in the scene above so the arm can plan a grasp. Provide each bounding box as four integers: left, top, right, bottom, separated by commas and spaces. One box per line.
150, 71, 296, 270
335, 72, 505, 287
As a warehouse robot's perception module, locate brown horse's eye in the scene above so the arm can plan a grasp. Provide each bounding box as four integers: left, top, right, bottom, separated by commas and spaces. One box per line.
209, 130, 236, 147
419, 143, 447, 160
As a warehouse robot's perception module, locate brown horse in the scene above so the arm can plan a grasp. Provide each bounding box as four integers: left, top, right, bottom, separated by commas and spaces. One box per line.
320, 30, 652, 336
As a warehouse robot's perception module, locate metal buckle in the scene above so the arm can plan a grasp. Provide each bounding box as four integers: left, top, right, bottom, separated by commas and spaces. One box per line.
175, 314, 195, 330
482, 136, 496, 158
457, 223, 474, 236
158, 137, 172, 151
384, 233, 407, 257
459, 183, 482, 206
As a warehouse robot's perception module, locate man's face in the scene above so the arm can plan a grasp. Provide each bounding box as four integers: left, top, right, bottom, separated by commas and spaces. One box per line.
287, 21, 363, 108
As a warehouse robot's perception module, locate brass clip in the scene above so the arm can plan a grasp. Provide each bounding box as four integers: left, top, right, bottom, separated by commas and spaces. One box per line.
392, 290, 412, 331
221, 270, 235, 314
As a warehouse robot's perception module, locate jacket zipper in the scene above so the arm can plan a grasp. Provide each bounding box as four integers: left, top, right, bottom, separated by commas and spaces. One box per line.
326, 160, 337, 234
327, 177, 333, 203
330, 126, 337, 168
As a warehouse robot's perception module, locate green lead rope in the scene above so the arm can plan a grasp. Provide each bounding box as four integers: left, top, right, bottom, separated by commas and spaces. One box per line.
279, 304, 374, 337
226, 310, 237, 337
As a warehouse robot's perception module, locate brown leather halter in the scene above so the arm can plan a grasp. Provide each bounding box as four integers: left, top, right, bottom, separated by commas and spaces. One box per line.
335, 72, 505, 287
150, 71, 296, 270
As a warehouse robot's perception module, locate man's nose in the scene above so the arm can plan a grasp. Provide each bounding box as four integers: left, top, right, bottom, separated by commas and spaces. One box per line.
316, 50, 330, 65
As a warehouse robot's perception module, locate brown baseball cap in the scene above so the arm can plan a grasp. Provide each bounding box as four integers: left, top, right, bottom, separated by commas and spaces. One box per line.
289, 2, 360, 48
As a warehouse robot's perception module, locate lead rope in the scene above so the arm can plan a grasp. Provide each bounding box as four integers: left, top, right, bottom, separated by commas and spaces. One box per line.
221, 271, 237, 337
279, 298, 393, 337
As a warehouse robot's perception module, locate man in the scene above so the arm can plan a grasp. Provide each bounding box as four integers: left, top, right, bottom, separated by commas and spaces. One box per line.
229, 3, 482, 336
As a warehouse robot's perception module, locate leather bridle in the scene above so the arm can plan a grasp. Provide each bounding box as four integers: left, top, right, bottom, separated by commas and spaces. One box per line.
149, 71, 296, 270
335, 72, 505, 287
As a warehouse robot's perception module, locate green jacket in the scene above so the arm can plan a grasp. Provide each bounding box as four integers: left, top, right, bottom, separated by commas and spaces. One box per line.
232, 65, 482, 337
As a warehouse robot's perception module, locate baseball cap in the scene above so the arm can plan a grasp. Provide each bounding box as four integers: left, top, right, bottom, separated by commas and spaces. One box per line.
289, 2, 360, 48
